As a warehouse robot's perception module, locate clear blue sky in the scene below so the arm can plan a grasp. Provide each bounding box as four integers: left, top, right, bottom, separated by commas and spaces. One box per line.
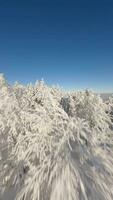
0, 0, 113, 92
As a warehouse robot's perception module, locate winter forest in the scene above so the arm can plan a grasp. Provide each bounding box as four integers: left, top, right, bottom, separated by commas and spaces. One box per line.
0, 73, 113, 200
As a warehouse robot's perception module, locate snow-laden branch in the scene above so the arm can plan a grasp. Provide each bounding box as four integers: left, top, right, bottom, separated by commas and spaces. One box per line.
0, 74, 113, 200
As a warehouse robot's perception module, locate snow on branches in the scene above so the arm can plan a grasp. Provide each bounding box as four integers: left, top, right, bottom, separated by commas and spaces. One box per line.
0, 74, 113, 200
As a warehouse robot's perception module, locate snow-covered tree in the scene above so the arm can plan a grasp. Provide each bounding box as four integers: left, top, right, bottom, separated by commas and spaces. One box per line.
0, 74, 113, 200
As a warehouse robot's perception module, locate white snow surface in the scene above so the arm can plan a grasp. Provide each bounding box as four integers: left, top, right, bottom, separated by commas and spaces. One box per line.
0, 74, 113, 200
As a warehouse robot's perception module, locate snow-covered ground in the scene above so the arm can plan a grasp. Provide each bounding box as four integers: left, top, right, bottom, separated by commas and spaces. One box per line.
0, 74, 113, 200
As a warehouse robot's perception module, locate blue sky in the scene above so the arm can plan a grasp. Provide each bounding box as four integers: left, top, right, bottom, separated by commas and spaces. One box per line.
0, 0, 113, 92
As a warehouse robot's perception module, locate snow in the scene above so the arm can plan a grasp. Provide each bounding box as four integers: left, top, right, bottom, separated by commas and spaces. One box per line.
0, 74, 113, 200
